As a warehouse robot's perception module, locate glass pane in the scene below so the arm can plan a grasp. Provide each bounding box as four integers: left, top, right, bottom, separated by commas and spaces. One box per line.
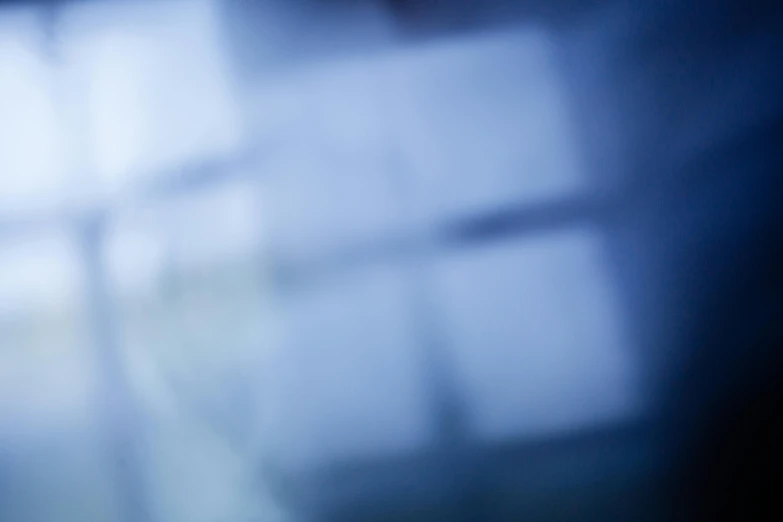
430, 229, 640, 440
103, 179, 275, 521
60, 0, 242, 189
263, 261, 432, 474
0, 8, 65, 215
0, 233, 118, 522
390, 28, 585, 223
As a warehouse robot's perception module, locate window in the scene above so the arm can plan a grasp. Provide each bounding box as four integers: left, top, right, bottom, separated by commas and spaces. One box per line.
1, 3, 641, 519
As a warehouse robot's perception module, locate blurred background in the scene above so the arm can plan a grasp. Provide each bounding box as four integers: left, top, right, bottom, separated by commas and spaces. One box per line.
0, 0, 781, 521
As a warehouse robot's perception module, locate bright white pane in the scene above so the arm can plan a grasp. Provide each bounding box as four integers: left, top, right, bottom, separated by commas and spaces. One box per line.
0, 9, 65, 213
61, 0, 242, 188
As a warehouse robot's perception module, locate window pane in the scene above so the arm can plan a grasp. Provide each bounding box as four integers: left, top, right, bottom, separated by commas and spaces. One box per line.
263, 262, 432, 474
61, 0, 242, 189
430, 229, 640, 440
391, 28, 585, 223
0, 8, 65, 215
0, 233, 117, 522
103, 179, 274, 521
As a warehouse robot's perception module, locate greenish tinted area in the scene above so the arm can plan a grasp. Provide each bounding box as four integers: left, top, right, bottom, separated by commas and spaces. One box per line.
1, 258, 280, 522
